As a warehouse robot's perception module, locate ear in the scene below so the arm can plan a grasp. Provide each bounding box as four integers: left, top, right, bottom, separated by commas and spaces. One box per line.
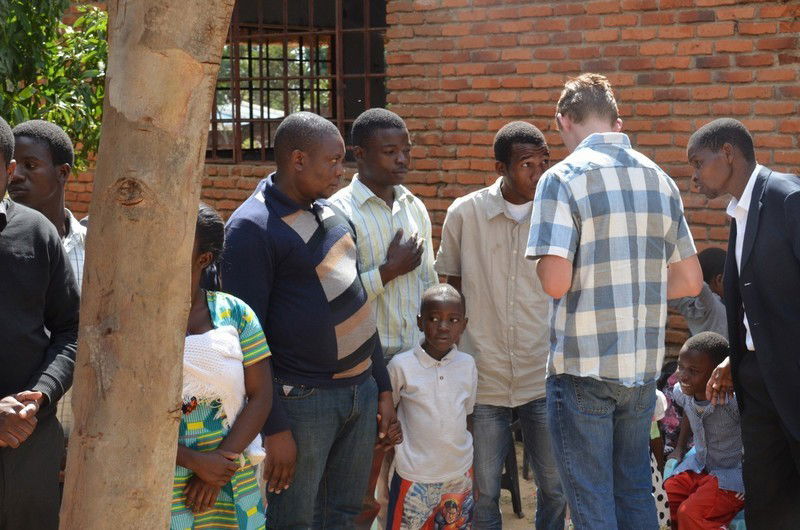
555, 113, 568, 132
495, 160, 507, 177
417, 314, 424, 332
612, 118, 623, 132
197, 251, 214, 270
56, 163, 71, 186
291, 149, 305, 172
6, 159, 16, 177
352, 145, 365, 162
722, 143, 735, 164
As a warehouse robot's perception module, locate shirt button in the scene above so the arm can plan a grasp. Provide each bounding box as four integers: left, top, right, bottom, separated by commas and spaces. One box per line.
439, 376, 444, 380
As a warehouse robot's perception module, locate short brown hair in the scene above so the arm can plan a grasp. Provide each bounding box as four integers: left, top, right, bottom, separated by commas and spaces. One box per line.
556, 73, 619, 125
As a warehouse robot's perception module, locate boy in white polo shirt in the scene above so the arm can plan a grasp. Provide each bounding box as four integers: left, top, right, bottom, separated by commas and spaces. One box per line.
386, 284, 477, 529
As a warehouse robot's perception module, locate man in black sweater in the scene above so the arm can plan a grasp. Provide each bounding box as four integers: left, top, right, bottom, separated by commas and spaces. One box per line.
0, 116, 80, 529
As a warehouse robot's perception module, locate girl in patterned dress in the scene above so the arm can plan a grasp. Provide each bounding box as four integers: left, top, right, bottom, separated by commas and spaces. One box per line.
171, 204, 273, 530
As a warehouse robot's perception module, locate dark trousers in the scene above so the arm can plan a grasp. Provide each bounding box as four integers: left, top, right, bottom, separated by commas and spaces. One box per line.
0, 413, 63, 530
737, 352, 800, 530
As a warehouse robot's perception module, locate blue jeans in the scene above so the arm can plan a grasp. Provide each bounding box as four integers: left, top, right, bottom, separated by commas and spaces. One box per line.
546, 374, 658, 530
472, 399, 567, 530
265, 377, 378, 529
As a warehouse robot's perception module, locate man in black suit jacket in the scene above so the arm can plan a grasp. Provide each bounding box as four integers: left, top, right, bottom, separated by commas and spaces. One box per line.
688, 118, 800, 529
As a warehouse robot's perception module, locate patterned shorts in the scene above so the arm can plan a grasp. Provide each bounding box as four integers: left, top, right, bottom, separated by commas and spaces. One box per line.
385, 469, 473, 530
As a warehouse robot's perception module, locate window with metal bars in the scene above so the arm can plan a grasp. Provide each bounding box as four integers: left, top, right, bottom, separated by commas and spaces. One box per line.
207, 0, 387, 163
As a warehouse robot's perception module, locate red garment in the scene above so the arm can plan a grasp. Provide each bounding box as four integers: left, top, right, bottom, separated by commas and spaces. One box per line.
665, 471, 744, 530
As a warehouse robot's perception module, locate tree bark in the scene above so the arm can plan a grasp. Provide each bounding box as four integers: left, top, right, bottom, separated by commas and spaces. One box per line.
60, 1, 235, 528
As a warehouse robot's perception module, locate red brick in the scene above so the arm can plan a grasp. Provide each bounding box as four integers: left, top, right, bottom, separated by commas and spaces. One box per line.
693, 86, 730, 100
552, 32, 583, 45
532, 75, 568, 88
710, 102, 752, 115
553, 3, 586, 15
638, 133, 673, 146
696, 22, 735, 38
640, 42, 675, 56
551, 60, 582, 73
619, 57, 655, 70
641, 12, 674, 25
637, 72, 672, 85
778, 85, 800, 98
778, 54, 800, 66
775, 151, 800, 165
715, 71, 753, 83
456, 92, 486, 104
759, 5, 793, 18
658, 26, 694, 39
695, 55, 730, 69
470, 50, 501, 62
674, 71, 712, 84
603, 45, 638, 57
637, 103, 670, 116
516, 62, 549, 74
735, 54, 775, 67
499, 20, 534, 32
621, 27, 657, 41
755, 135, 793, 149
501, 48, 533, 61
569, 47, 601, 59
534, 47, 567, 60
534, 18, 567, 31
715, 40, 754, 53
738, 22, 778, 35
779, 120, 800, 133
618, 87, 654, 101
569, 16, 601, 30
518, 5, 555, 17
676, 41, 712, 55
757, 37, 798, 51
587, 1, 621, 14
754, 102, 796, 115
733, 86, 774, 99
603, 14, 638, 26
654, 88, 691, 101
715, 6, 756, 20
500, 77, 532, 88
756, 69, 797, 82
677, 10, 715, 24
655, 56, 691, 69
621, 0, 658, 10
585, 29, 619, 42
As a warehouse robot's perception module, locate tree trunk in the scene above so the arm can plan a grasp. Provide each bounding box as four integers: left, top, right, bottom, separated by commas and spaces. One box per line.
60, 1, 235, 528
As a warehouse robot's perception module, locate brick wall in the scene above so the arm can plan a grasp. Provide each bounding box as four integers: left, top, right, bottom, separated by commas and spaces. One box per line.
64, 0, 799, 350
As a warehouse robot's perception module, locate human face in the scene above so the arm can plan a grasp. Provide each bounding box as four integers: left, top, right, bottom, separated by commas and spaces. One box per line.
688, 143, 734, 200
294, 132, 346, 202
417, 297, 467, 360
498, 142, 550, 203
8, 136, 69, 210
355, 127, 411, 187
676, 347, 715, 401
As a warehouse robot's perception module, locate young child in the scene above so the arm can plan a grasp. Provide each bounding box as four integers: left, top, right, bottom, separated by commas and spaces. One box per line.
386, 284, 477, 529
668, 247, 727, 338
664, 332, 744, 529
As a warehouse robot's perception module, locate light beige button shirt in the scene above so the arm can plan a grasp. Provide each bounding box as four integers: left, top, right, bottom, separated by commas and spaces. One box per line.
435, 177, 550, 407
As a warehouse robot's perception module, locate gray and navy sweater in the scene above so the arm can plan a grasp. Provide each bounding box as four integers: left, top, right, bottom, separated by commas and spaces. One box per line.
221, 176, 390, 435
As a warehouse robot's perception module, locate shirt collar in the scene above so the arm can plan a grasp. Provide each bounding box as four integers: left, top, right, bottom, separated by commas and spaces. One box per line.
574, 132, 632, 151
351, 174, 412, 207
262, 172, 326, 218
62, 208, 86, 251
484, 177, 507, 219
414, 342, 457, 368
726, 164, 763, 219
0, 198, 7, 233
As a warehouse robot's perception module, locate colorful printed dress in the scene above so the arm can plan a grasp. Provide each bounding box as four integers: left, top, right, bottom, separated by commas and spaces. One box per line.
171, 291, 270, 530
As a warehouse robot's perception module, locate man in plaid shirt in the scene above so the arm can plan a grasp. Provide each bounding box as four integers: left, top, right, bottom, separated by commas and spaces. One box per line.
526, 74, 702, 530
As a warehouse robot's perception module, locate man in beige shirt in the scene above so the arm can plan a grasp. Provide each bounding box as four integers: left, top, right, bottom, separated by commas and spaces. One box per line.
435, 122, 566, 529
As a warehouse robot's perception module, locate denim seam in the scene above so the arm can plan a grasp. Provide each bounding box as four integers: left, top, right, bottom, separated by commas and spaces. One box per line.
554, 377, 589, 530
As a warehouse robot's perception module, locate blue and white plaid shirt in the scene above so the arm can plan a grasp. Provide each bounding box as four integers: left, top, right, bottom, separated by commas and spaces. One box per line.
526, 133, 696, 386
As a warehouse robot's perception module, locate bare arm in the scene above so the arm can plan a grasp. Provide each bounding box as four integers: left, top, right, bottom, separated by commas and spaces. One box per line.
536, 255, 573, 299
667, 254, 703, 300
671, 414, 692, 462
218, 359, 273, 455
445, 275, 462, 293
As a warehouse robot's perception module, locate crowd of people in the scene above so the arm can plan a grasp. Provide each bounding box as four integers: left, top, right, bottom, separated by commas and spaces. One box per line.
0, 72, 798, 530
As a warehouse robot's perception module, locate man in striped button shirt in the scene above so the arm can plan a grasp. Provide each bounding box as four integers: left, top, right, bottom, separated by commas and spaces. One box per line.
330, 108, 437, 526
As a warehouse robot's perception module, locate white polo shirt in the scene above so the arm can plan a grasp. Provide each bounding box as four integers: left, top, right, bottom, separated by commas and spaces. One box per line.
388, 344, 477, 483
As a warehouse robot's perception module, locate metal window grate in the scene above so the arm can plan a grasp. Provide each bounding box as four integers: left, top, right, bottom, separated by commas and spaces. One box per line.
207, 0, 387, 163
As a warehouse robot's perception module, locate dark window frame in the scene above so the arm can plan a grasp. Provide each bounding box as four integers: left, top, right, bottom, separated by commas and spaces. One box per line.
207, 0, 387, 163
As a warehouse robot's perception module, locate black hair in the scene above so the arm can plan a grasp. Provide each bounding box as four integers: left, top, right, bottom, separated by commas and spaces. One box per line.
273, 111, 341, 164
697, 247, 726, 284
0, 116, 13, 166
683, 331, 729, 366
12, 119, 74, 167
443, 500, 459, 510
657, 360, 677, 391
420, 284, 466, 315
197, 202, 225, 290
351, 108, 407, 148
493, 121, 548, 166
688, 118, 755, 164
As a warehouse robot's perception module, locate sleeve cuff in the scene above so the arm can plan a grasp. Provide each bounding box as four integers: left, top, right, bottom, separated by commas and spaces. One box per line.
361, 268, 385, 300
32, 374, 64, 407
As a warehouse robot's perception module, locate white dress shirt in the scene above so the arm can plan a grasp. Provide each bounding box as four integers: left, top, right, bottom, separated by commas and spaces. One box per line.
726, 164, 763, 351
